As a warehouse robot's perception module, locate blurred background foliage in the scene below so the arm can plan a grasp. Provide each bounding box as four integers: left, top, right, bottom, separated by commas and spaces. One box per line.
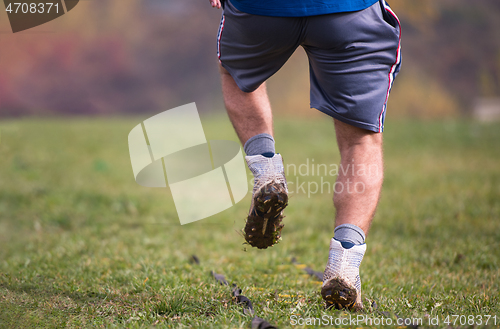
0, 0, 499, 118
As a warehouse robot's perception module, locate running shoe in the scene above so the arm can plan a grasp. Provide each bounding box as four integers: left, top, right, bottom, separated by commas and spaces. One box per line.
321, 238, 366, 310
244, 154, 288, 249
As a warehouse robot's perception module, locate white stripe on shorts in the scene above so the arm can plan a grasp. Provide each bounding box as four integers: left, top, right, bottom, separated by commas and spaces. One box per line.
379, 0, 401, 132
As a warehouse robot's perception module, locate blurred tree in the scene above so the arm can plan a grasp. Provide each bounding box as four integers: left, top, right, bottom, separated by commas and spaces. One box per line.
0, 0, 499, 117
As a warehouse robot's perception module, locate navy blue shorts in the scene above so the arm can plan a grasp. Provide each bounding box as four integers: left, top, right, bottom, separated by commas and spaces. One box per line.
217, 0, 401, 132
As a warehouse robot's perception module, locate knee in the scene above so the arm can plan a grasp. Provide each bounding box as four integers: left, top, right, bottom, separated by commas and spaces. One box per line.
335, 120, 382, 155
340, 133, 382, 154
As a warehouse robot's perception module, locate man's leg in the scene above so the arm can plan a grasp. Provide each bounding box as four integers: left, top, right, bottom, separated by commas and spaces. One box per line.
333, 119, 383, 234
322, 119, 383, 310
220, 64, 288, 250
220, 64, 273, 145
301, 0, 399, 311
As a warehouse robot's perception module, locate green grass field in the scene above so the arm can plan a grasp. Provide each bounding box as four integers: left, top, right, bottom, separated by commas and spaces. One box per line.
0, 115, 499, 328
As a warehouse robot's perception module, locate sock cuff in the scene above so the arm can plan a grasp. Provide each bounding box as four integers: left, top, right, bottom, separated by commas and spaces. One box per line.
243, 133, 275, 156
334, 224, 366, 245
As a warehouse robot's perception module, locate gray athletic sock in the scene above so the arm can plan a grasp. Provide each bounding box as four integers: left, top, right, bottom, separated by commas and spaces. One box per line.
243, 133, 275, 156
334, 224, 366, 245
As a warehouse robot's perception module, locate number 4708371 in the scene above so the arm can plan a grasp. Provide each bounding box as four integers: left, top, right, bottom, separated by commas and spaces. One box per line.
444, 315, 497, 326
5, 2, 59, 14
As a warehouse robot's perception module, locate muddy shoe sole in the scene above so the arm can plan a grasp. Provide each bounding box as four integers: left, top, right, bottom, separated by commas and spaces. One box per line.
321, 277, 362, 311
244, 181, 288, 249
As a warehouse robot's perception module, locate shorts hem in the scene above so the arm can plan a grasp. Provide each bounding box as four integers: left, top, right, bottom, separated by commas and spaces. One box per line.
220, 62, 256, 93
312, 105, 383, 133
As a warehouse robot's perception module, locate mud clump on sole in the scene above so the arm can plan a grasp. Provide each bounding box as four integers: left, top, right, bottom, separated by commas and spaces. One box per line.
321, 277, 361, 311
244, 182, 288, 249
